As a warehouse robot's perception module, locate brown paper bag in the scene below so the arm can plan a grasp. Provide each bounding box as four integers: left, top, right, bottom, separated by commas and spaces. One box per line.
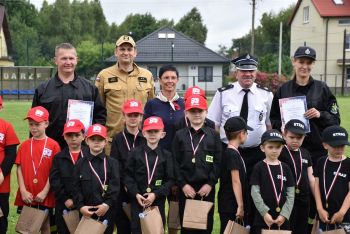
139, 206, 164, 234
182, 199, 214, 230
311, 220, 319, 234
322, 228, 346, 234
0, 207, 3, 217
223, 220, 250, 234
168, 201, 181, 230
15, 205, 49, 234
74, 216, 107, 234
63, 210, 80, 234
122, 202, 132, 221
262, 228, 291, 234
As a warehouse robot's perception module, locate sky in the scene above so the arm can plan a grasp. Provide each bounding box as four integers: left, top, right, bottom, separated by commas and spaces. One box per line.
30, 0, 298, 51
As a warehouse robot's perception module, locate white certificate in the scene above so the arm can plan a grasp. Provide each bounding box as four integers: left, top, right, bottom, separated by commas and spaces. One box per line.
279, 96, 310, 133
67, 99, 94, 133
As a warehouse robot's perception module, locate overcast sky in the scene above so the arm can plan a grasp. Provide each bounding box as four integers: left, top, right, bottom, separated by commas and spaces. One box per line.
30, 0, 297, 51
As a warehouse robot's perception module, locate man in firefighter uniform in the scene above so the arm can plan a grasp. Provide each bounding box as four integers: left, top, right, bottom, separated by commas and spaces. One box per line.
96, 35, 155, 154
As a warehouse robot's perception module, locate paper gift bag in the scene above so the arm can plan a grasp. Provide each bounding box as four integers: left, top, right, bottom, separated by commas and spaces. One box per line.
168, 201, 181, 230
139, 206, 164, 234
0, 207, 3, 217
15, 205, 49, 234
223, 220, 250, 234
182, 199, 214, 230
262, 228, 291, 234
63, 210, 80, 234
311, 220, 320, 234
74, 216, 107, 234
122, 202, 132, 221
322, 228, 346, 234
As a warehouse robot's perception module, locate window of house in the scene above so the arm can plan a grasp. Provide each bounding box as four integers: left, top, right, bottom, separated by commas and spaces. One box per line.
198, 66, 213, 82
339, 19, 350, 25
303, 7, 309, 23
346, 34, 350, 50
148, 66, 157, 79
347, 68, 350, 81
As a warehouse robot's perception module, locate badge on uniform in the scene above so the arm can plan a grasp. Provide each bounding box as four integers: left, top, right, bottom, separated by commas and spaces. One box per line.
138, 77, 147, 83
259, 112, 264, 121
330, 102, 339, 115
108, 77, 118, 83
155, 180, 162, 186
205, 155, 213, 163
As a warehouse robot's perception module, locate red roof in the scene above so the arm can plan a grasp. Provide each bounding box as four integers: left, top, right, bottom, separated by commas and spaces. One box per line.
290, 0, 350, 25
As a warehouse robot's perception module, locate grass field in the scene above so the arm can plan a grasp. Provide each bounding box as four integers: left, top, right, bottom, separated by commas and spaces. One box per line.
1, 98, 350, 233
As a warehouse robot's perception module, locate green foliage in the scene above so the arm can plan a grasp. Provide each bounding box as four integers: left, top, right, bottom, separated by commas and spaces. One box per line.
175, 7, 207, 44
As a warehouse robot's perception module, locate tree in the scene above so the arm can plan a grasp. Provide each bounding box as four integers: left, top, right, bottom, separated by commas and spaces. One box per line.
175, 7, 207, 44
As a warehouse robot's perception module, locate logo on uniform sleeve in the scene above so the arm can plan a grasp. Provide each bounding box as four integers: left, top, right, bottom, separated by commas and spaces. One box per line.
155, 180, 162, 186
35, 109, 44, 117
108, 77, 118, 83
138, 77, 147, 83
330, 103, 339, 115
43, 148, 52, 158
0, 133, 4, 142
206, 155, 214, 163
259, 112, 263, 121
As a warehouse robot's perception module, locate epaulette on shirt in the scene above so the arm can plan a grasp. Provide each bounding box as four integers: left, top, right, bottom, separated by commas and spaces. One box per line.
257, 84, 272, 92
218, 84, 234, 92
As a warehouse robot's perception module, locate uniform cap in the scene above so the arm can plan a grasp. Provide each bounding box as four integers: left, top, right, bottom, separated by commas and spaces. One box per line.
143, 116, 164, 131
185, 95, 207, 111
322, 125, 350, 147
294, 46, 316, 61
184, 86, 206, 100
116, 35, 136, 47
224, 116, 253, 132
261, 129, 285, 144
86, 124, 107, 139
123, 99, 143, 114
231, 54, 259, 70
284, 119, 306, 135
24, 106, 49, 122
63, 119, 85, 135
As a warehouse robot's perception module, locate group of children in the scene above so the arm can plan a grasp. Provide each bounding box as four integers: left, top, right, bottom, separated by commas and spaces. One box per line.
0, 87, 349, 234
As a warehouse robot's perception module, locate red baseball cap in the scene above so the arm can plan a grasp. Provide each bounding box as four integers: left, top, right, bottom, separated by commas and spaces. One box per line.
86, 124, 107, 139
123, 99, 143, 114
184, 86, 206, 100
24, 106, 49, 122
185, 95, 207, 111
143, 116, 164, 131
63, 119, 85, 135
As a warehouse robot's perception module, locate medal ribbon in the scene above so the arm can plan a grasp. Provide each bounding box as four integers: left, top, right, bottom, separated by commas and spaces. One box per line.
144, 152, 159, 188
323, 157, 342, 203
285, 145, 302, 188
123, 130, 139, 151
30, 136, 48, 177
188, 130, 205, 158
228, 144, 246, 173
88, 157, 107, 191
69, 151, 84, 165
265, 160, 284, 207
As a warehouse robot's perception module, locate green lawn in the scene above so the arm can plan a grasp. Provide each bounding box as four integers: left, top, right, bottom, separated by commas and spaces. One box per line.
1, 98, 350, 233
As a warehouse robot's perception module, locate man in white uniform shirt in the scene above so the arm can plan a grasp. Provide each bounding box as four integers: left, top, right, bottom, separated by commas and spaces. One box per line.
208, 54, 273, 180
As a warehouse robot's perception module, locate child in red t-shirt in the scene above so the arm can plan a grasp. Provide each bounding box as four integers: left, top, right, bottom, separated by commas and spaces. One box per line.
0, 96, 20, 233
15, 106, 61, 234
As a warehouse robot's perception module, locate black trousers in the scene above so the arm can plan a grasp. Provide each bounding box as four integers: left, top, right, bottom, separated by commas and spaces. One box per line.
0, 193, 9, 234
55, 203, 70, 234
114, 189, 131, 234
289, 200, 310, 234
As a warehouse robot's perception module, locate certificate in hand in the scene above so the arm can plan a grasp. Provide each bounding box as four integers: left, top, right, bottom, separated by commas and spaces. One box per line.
67, 99, 94, 133
279, 96, 310, 133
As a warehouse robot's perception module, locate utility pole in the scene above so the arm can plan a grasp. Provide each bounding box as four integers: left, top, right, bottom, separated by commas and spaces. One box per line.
278, 22, 283, 76
251, 0, 256, 55
342, 29, 346, 96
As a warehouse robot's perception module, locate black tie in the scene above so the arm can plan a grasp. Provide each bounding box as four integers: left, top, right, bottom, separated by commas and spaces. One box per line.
240, 89, 250, 122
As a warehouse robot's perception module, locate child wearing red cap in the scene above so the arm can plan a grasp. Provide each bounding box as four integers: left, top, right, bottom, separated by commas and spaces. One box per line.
50, 119, 87, 234
110, 99, 146, 233
72, 124, 119, 234
15, 106, 61, 234
172, 95, 222, 233
0, 96, 20, 233
124, 116, 175, 234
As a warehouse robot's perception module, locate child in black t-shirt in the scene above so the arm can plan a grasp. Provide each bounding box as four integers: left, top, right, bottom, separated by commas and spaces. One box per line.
250, 129, 295, 234
218, 117, 252, 234
279, 119, 315, 234
315, 125, 350, 233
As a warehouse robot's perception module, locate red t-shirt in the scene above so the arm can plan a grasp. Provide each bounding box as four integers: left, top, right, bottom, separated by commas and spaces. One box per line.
0, 118, 20, 193
14, 137, 60, 208
71, 151, 80, 164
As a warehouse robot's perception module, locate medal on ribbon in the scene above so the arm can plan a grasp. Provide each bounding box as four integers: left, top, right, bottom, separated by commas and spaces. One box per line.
265, 160, 284, 213
285, 146, 303, 194
145, 151, 159, 193
30, 137, 48, 184
189, 130, 205, 164
89, 157, 107, 197
323, 157, 343, 209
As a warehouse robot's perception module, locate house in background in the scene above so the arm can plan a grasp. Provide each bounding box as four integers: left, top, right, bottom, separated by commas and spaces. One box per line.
289, 0, 350, 92
106, 26, 230, 94
0, 5, 14, 66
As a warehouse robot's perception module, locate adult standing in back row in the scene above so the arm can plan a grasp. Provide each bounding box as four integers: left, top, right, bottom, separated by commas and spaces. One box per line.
96, 35, 155, 154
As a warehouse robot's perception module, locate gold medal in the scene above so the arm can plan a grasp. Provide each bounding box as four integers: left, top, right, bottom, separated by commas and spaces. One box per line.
295, 188, 300, 194
192, 158, 196, 163
33, 178, 38, 184
276, 207, 281, 213
103, 185, 108, 191
146, 187, 151, 193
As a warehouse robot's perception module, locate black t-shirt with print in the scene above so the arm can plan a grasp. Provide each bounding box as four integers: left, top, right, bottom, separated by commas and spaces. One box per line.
218, 148, 249, 213
279, 146, 312, 203
250, 160, 295, 225
315, 156, 350, 223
